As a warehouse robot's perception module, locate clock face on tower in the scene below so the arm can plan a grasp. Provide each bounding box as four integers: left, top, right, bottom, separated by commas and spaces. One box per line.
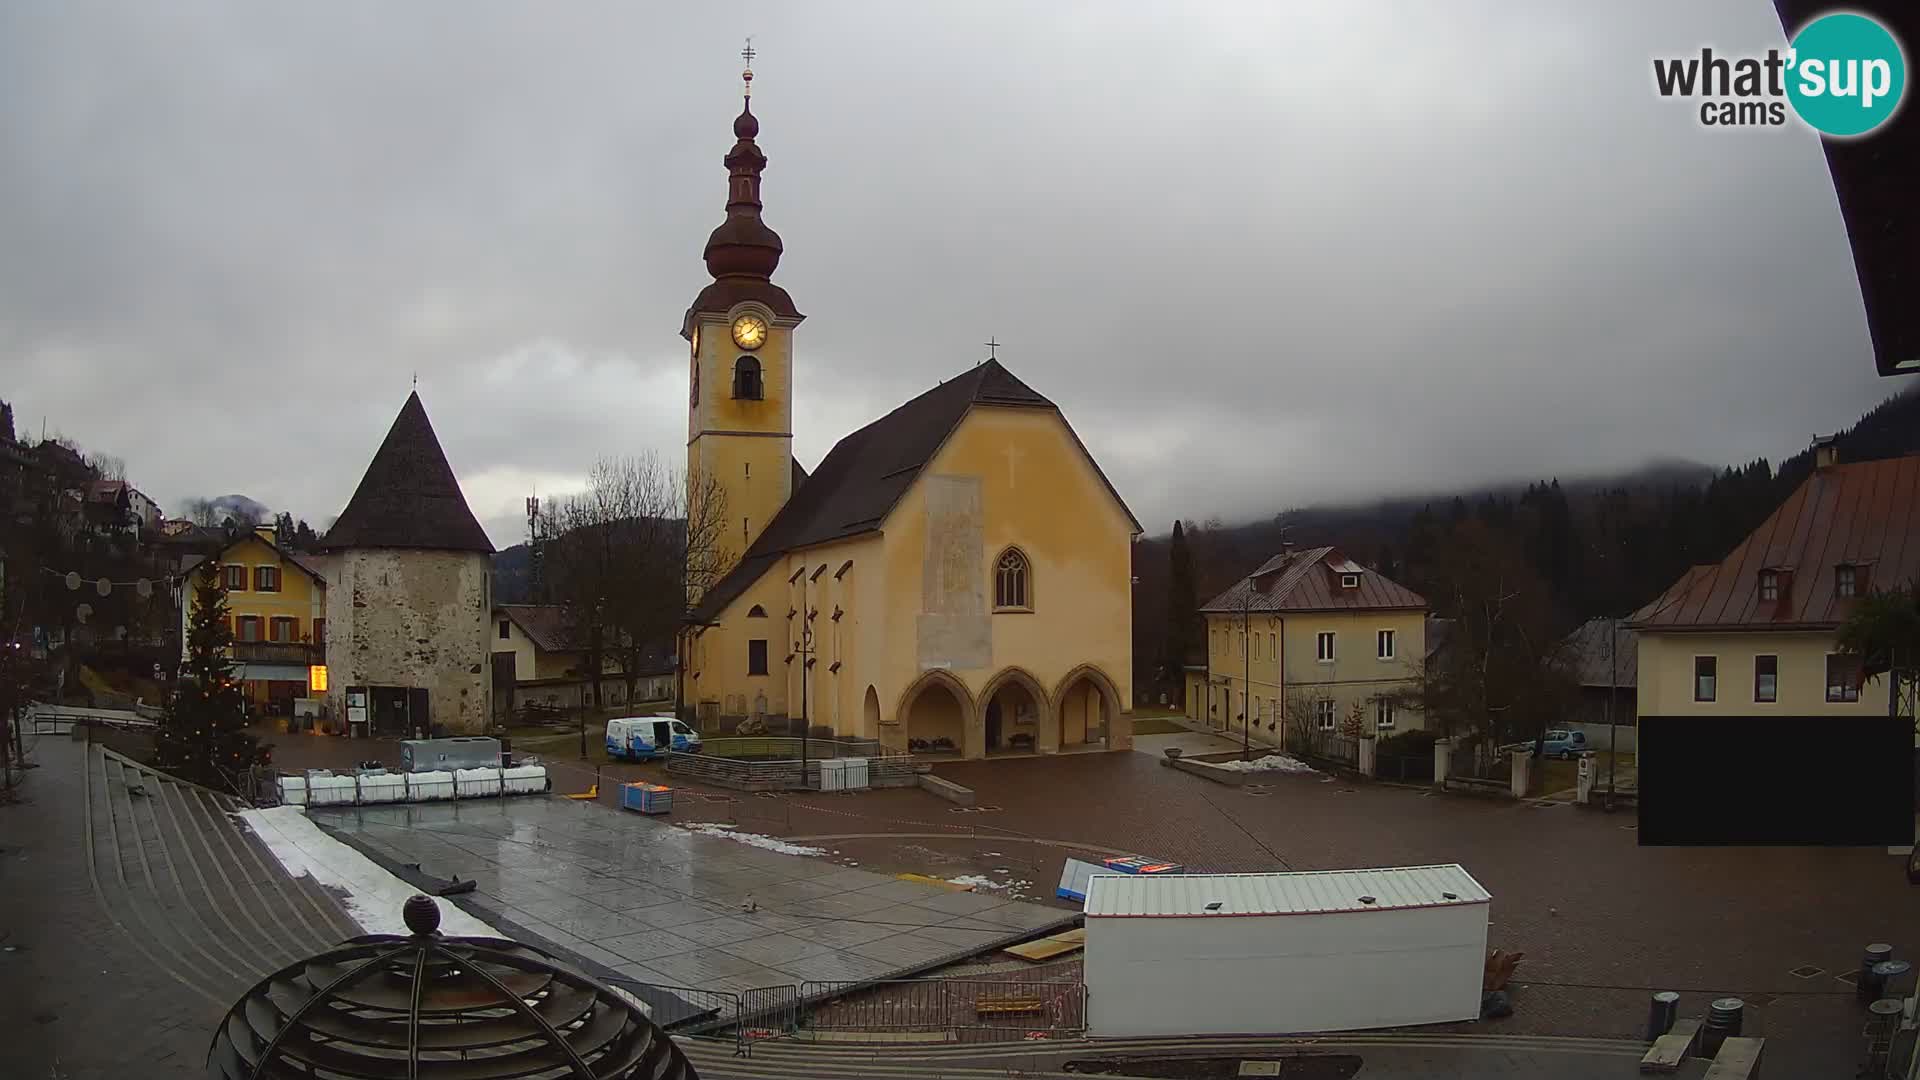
731, 314, 768, 350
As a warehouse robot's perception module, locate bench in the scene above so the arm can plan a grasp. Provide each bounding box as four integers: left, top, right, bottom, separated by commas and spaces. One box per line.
1640, 1018, 1701, 1072
975, 998, 1046, 1016
1702, 1037, 1763, 1079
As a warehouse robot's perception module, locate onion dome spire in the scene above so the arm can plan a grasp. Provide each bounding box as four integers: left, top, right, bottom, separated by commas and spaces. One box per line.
704, 38, 783, 281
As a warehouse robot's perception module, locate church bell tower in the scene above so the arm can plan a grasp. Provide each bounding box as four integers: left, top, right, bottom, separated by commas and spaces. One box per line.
684, 42, 804, 566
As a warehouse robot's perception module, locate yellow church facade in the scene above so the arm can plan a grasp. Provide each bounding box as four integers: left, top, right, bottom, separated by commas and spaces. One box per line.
676, 66, 1139, 759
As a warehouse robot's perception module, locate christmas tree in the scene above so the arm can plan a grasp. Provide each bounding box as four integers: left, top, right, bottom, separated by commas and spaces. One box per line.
154, 562, 267, 788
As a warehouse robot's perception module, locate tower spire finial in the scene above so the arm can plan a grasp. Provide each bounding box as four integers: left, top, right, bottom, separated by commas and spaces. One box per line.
741, 36, 755, 99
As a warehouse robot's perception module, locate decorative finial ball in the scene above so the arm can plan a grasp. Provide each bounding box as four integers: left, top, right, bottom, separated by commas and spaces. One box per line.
403, 894, 441, 936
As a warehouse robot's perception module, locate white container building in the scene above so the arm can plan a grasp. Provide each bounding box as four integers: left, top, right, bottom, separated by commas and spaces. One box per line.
1083, 863, 1491, 1038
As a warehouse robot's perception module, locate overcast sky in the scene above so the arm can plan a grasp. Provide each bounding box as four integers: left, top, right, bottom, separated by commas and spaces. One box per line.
0, 1, 1893, 548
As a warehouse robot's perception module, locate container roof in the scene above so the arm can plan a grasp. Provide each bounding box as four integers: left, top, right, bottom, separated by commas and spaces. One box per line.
1084, 864, 1489, 918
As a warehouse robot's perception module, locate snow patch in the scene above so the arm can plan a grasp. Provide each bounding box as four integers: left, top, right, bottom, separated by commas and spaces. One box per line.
678, 822, 828, 857
236, 805, 499, 937
949, 874, 1033, 893
1208, 753, 1319, 775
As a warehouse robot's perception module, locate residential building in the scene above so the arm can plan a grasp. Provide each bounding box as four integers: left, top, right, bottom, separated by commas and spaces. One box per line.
83, 479, 160, 535
1187, 547, 1428, 746
320, 392, 495, 736
678, 77, 1140, 758
491, 603, 674, 716
177, 526, 328, 717
1629, 441, 1917, 726
1558, 617, 1638, 734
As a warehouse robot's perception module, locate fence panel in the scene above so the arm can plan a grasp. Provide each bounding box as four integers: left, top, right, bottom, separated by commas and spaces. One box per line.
799, 977, 1086, 1044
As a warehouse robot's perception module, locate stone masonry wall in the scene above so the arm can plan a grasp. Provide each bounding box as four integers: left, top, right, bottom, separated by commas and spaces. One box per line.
324, 548, 492, 734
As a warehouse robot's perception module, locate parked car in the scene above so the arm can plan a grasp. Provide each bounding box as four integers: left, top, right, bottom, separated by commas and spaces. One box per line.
1541, 729, 1588, 759
605, 716, 702, 761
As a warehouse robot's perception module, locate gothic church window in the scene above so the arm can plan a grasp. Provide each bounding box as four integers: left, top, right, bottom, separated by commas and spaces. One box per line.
994, 547, 1031, 610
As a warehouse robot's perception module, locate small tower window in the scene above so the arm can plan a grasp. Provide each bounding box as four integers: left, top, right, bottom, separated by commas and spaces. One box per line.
747, 605, 767, 618
1759, 570, 1779, 601
733, 356, 763, 400
994, 548, 1031, 610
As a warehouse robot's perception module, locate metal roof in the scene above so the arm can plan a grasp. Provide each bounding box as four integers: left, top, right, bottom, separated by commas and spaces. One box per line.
1084, 864, 1489, 918
1628, 455, 1920, 632
1200, 546, 1427, 615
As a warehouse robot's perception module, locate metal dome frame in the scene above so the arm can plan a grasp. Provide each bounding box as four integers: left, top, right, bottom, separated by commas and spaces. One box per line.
206, 894, 696, 1079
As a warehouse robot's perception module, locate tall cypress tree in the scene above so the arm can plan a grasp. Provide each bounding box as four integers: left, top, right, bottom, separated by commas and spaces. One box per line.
154, 563, 266, 788
1164, 521, 1197, 706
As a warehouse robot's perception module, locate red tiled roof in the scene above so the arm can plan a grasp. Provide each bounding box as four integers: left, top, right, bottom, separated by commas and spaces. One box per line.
1200, 546, 1427, 614
1629, 455, 1920, 631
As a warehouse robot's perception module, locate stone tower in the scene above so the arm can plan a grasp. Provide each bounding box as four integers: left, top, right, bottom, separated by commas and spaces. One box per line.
320, 392, 495, 735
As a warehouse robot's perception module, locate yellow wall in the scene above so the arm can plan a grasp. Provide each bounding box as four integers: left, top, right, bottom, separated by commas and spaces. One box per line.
184, 532, 326, 652
1636, 630, 1890, 718
686, 402, 1136, 759
687, 305, 796, 560
1201, 606, 1425, 745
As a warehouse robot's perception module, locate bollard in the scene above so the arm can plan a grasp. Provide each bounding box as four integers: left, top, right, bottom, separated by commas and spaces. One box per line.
1700, 997, 1744, 1057
1646, 991, 1680, 1042
1861, 944, 1894, 1002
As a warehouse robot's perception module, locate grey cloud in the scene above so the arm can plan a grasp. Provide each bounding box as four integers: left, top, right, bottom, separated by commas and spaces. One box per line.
0, 1, 1888, 550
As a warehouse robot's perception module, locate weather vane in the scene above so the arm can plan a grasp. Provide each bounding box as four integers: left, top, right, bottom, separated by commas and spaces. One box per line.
742, 36, 755, 97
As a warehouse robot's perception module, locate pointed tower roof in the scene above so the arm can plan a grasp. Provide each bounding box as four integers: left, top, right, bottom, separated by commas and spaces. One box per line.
324, 392, 494, 553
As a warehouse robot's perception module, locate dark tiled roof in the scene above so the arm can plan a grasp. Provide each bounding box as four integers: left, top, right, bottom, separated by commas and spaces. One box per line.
1200, 547, 1427, 614
497, 604, 577, 652
1425, 616, 1455, 661
324, 392, 494, 554
690, 358, 1140, 622
497, 604, 674, 675
1559, 617, 1638, 689
1629, 454, 1920, 631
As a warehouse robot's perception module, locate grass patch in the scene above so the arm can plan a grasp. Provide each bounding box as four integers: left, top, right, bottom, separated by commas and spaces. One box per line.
1131, 715, 1188, 736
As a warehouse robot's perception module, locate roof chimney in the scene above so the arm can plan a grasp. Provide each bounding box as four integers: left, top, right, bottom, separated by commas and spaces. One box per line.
1812, 434, 1839, 470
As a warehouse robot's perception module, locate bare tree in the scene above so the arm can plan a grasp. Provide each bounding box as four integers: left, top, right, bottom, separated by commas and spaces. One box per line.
92, 454, 127, 482
184, 497, 220, 527
541, 456, 731, 713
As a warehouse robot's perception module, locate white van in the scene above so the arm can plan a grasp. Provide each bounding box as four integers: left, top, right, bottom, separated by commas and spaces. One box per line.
605, 715, 702, 761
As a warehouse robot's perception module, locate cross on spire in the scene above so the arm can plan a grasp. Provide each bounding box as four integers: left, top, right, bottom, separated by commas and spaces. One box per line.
984, 337, 1001, 361
741, 36, 756, 97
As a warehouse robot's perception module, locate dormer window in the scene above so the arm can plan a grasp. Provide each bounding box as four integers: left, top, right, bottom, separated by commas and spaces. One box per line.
1340, 574, 1360, 589
1835, 564, 1858, 599
1758, 570, 1779, 602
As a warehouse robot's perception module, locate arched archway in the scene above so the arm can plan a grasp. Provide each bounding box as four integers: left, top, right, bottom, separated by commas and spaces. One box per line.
863, 685, 881, 739
980, 667, 1051, 755
896, 670, 975, 757
1053, 665, 1125, 751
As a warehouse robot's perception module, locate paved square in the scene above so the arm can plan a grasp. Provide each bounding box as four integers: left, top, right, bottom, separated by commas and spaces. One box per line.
307, 795, 1076, 1003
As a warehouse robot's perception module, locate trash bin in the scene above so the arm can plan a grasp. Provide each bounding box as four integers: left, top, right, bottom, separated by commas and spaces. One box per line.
1646, 991, 1680, 1042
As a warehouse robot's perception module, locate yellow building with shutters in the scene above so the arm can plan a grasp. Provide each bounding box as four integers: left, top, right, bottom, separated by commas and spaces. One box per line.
178, 526, 328, 717
1186, 547, 1429, 748
676, 69, 1141, 759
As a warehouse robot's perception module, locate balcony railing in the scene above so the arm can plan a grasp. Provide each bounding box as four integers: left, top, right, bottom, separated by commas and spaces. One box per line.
230, 641, 323, 665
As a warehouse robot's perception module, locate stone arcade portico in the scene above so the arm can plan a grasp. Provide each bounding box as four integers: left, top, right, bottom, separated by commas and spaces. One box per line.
895, 664, 1129, 758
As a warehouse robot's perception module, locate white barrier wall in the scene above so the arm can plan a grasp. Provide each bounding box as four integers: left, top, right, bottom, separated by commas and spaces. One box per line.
277, 767, 545, 807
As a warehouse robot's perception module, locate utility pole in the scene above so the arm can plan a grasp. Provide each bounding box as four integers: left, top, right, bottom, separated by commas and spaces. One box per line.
1241, 591, 1252, 761
1605, 617, 1618, 810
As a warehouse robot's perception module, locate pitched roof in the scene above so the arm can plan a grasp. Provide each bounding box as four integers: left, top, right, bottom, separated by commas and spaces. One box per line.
496, 604, 674, 675
1199, 547, 1427, 614
180, 533, 328, 585
323, 392, 494, 554
1629, 454, 1920, 631
1559, 617, 1637, 689
690, 358, 1141, 622
497, 604, 577, 652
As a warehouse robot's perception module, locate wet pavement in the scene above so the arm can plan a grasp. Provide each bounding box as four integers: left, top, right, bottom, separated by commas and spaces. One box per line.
307, 795, 1076, 1002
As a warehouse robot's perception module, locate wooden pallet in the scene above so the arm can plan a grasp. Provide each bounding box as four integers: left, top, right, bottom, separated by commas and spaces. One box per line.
1640, 1018, 1701, 1072
1004, 928, 1087, 963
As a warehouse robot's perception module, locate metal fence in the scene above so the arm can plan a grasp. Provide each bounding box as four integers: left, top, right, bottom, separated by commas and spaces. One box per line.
797, 976, 1087, 1044
1375, 751, 1434, 783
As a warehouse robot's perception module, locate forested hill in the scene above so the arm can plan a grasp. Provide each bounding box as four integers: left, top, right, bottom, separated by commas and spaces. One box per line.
1131, 383, 1920, 695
